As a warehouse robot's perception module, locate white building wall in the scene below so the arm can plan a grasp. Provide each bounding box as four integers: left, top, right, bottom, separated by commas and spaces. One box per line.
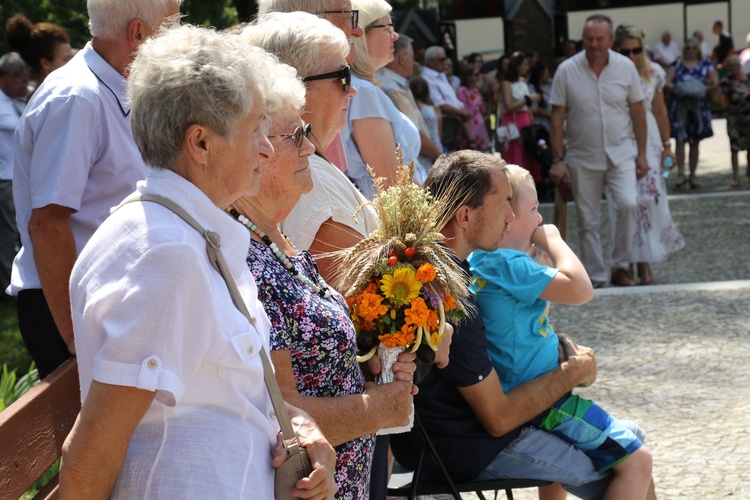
567, 3, 685, 52
453, 17, 505, 60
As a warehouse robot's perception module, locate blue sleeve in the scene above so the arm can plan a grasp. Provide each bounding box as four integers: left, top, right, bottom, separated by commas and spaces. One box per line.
470, 249, 557, 306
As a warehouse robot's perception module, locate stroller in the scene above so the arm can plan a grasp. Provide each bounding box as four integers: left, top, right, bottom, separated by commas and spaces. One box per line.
521, 124, 554, 202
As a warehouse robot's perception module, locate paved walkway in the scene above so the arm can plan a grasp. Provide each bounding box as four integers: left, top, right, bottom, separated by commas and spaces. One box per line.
408, 119, 750, 499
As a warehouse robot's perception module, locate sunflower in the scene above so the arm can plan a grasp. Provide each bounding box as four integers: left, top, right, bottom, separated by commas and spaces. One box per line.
380, 267, 422, 305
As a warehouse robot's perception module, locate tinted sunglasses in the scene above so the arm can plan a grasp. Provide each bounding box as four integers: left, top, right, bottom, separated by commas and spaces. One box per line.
302, 66, 351, 94
317, 9, 359, 29
268, 123, 312, 149
619, 47, 643, 56
368, 22, 394, 35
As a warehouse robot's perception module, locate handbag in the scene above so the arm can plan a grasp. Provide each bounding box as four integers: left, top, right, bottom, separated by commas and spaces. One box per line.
496, 112, 520, 146
121, 193, 313, 500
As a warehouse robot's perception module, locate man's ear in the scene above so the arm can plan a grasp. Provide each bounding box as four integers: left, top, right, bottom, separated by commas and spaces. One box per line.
127, 18, 146, 50
453, 205, 472, 229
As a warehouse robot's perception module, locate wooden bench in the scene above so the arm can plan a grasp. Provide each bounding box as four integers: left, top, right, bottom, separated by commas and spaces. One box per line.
0, 358, 80, 500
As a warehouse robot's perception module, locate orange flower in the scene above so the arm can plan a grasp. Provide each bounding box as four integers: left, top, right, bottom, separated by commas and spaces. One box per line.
364, 282, 380, 295
357, 292, 388, 322
404, 297, 430, 327
416, 263, 437, 282
427, 309, 439, 331
380, 325, 416, 348
443, 293, 457, 312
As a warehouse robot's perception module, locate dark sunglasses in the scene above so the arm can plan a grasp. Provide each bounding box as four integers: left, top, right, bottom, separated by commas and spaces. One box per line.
268, 123, 312, 149
317, 9, 359, 29
302, 66, 351, 94
619, 47, 643, 57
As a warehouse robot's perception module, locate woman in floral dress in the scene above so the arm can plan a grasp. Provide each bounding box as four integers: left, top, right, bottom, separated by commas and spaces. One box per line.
665, 37, 719, 189
457, 61, 491, 151
615, 25, 685, 285
237, 13, 416, 499
719, 56, 750, 187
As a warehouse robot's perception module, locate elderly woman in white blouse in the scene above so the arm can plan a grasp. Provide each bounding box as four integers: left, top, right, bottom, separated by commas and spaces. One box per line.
59, 26, 336, 499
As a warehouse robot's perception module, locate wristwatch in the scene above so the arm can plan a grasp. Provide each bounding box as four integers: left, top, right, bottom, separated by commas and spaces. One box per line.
552, 156, 566, 163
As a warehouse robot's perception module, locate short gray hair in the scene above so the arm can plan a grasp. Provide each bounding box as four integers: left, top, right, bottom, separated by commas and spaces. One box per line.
584, 14, 614, 37
0, 52, 28, 77
87, 0, 183, 40
257, 0, 332, 14
424, 46, 445, 62
128, 25, 273, 169
393, 33, 413, 56
241, 12, 349, 79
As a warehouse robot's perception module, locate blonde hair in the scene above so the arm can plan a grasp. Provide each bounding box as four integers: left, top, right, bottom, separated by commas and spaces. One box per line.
350, 0, 392, 82
614, 24, 652, 83
504, 164, 536, 213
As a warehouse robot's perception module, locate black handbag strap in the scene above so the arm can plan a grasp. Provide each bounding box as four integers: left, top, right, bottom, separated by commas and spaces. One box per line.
119, 193, 302, 452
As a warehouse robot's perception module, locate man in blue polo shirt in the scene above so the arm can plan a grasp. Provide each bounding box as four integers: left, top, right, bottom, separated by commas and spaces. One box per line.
8, 0, 182, 378
392, 150, 656, 499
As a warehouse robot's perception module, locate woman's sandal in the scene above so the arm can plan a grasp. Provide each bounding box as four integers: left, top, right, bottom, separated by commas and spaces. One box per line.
637, 263, 654, 286
689, 175, 700, 189
674, 175, 686, 189
731, 177, 740, 188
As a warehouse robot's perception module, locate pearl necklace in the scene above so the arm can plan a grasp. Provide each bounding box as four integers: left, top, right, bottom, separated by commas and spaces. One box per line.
229, 209, 332, 299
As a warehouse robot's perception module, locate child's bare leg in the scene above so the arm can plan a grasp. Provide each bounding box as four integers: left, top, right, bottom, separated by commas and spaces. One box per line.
603, 446, 653, 500
538, 482, 567, 500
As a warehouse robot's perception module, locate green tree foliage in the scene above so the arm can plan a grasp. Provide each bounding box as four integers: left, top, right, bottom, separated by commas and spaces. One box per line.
1, 0, 257, 55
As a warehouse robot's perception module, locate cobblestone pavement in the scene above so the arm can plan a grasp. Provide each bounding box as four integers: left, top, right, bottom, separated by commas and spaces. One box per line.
408, 120, 750, 499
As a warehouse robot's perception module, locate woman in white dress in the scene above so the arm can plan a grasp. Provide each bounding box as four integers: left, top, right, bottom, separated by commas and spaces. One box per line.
614, 25, 685, 285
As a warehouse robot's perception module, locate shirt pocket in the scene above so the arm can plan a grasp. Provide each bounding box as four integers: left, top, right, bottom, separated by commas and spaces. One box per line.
217, 326, 267, 403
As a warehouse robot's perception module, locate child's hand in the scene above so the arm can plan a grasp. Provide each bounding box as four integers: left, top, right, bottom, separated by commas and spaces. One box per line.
530, 224, 562, 255
530, 245, 554, 267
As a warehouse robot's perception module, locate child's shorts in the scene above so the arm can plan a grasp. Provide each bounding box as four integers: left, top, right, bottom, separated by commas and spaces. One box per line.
538, 393, 643, 472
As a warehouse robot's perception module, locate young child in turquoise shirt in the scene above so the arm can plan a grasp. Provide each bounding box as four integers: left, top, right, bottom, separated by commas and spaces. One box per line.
468, 165, 653, 500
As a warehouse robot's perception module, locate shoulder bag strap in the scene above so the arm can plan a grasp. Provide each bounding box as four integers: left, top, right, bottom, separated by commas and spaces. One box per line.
118, 193, 301, 450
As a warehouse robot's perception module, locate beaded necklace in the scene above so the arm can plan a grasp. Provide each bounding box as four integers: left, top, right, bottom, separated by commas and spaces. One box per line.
229, 208, 332, 299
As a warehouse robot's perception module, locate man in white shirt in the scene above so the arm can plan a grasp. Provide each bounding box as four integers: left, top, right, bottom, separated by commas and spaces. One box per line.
653, 31, 681, 69
9, 0, 182, 378
693, 30, 712, 60
0, 52, 28, 299
378, 34, 442, 170
549, 14, 648, 288
422, 46, 469, 151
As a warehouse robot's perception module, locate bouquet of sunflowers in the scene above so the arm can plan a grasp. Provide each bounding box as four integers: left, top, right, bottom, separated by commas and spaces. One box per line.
336, 154, 473, 389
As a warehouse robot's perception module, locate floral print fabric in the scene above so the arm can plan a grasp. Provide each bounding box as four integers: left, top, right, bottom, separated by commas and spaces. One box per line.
457, 86, 490, 151
245, 239, 374, 499
632, 64, 685, 261
669, 60, 715, 143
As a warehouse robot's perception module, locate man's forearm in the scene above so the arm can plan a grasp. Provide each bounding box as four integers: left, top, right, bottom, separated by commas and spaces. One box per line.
439, 104, 468, 120
550, 106, 566, 158
631, 101, 648, 155
29, 206, 77, 347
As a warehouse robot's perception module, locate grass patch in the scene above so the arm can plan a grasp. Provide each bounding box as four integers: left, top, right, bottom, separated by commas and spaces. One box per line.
0, 300, 30, 375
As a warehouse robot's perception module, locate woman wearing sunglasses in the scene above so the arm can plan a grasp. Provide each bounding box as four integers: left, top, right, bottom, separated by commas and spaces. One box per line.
613, 24, 685, 286
665, 37, 718, 189
344, 0, 425, 200
240, 13, 417, 499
